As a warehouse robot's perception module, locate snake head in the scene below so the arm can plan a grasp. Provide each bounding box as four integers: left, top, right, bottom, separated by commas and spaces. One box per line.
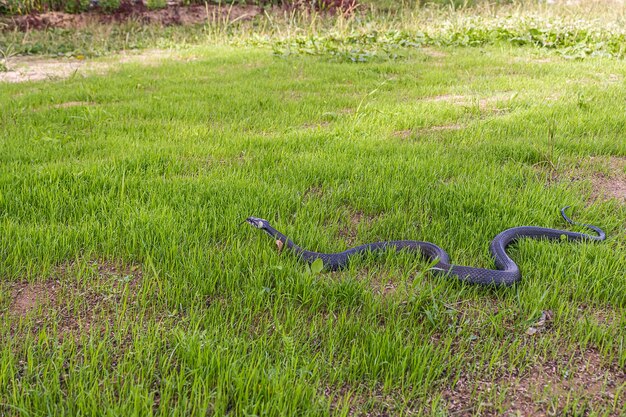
245, 216, 270, 230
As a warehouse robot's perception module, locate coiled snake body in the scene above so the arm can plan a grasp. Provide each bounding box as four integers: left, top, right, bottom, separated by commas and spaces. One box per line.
245, 207, 605, 286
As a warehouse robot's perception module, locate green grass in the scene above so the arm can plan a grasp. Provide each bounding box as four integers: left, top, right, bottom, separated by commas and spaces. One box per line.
1, 38, 626, 416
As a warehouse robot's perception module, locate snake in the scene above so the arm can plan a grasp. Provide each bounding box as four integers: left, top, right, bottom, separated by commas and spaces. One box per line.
245, 207, 605, 286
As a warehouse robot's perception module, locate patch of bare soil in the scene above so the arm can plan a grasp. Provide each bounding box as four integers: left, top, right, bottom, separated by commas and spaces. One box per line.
375, 277, 398, 296
421, 48, 448, 58
338, 209, 378, 245
425, 94, 468, 104
10, 281, 59, 318
0, 56, 85, 83
335, 265, 401, 297
422, 92, 516, 111
302, 185, 325, 202
443, 348, 626, 416
513, 55, 556, 64
322, 383, 415, 416
438, 299, 522, 340
427, 124, 463, 132
52, 101, 96, 108
392, 124, 463, 141
445, 299, 506, 321
392, 129, 413, 139
0, 49, 180, 83
546, 156, 626, 204
535, 156, 626, 204
577, 303, 621, 328
7, 260, 166, 340
566, 73, 623, 86
3, 3, 261, 31
588, 157, 626, 203
302, 121, 331, 129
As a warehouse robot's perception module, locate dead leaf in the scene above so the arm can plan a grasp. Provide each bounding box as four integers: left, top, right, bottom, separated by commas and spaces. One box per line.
526, 310, 554, 336
275, 240, 284, 253
535, 310, 553, 327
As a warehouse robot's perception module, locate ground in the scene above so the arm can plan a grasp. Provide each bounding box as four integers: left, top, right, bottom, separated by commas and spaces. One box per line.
3, 3, 262, 30
0, 11, 625, 416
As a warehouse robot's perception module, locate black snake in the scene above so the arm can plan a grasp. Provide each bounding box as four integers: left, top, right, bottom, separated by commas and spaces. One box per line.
245, 207, 605, 286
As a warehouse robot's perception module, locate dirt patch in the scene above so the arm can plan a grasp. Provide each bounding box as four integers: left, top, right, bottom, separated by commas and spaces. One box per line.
441, 298, 520, 338
425, 94, 467, 104
427, 124, 463, 131
368, 268, 406, 297
52, 101, 96, 108
532, 57, 556, 64
589, 157, 626, 202
445, 298, 503, 320
335, 265, 402, 297
578, 303, 620, 328
606, 73, 621, 83
422, 92, 516, 110
392, 129, 413, 139
321, 383, 413, 416
0, 49, 180, 83
302, 185, 325, 202
302, 121, 331, 129
566, 73, 623, 86
6, 260, 158, 340
338, 209, 378, 245
9, 281, 59, 318
536, 156, 626, 203
393, 124, 463, 140
3, 3, 262, 31
545, 92, 561, 102
443, 348, 626, 416
0, 56, 85, 83
376, 278, 397, 296
513, 56, 557, 64
421, 48, 448, 58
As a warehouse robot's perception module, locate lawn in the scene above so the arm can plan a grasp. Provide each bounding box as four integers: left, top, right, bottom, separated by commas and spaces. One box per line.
1, 16, 626, 416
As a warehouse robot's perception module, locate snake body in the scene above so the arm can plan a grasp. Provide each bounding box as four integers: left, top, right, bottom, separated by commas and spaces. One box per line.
245, 207, 605, 286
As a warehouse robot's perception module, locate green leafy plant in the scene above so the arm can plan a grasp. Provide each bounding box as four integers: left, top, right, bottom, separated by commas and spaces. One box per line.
0, 42, 15, 72
98, 0, 120, 12
308, 258, 324, 275
63, 0, 90, 13
146, 0, 166, 10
